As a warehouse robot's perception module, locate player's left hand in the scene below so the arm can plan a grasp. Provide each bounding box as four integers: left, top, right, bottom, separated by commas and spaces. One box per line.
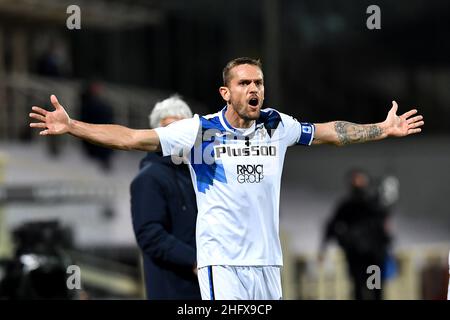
384, 101, 424, 137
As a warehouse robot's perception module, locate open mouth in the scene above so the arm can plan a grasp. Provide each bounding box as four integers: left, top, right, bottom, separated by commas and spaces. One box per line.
249, 97, 259, 107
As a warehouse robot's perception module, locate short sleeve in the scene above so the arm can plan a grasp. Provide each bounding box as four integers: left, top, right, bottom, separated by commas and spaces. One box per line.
279, 113, 315, 147
154, 115, 200, 157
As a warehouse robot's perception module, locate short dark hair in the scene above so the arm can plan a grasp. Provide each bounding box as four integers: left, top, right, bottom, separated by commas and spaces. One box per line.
222, 57, 262, 86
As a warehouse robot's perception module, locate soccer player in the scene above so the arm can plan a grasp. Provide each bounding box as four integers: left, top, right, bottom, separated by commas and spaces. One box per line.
29, 57, 424, 300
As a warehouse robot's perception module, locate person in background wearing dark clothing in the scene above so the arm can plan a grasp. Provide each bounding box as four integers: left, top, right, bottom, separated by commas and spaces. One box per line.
319, 169, 391, 300
375, 174, 399, 283
37, 40, 70, 78
79, 82, 115, 171
130, 96, 200, 300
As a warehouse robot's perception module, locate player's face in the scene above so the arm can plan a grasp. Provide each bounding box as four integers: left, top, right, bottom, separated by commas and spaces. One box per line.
224, 64, 264, 121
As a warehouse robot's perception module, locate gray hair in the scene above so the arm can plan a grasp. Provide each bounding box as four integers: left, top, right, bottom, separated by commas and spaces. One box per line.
149, 95, 193, 128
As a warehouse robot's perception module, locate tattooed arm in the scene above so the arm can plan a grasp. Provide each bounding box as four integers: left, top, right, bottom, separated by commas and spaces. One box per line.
312, 101, 424, 146
313, 121, 386, 146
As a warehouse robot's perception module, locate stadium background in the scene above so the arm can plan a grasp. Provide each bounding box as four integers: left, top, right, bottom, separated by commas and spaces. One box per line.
0, 0, 448, 299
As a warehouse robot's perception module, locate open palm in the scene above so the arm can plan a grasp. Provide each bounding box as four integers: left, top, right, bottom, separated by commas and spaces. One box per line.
29, 95, 71, 135
385, 101, 424, 137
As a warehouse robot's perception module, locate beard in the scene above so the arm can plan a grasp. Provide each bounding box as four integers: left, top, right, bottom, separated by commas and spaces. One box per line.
230, 99, 261, 122
238, 108, 260, 121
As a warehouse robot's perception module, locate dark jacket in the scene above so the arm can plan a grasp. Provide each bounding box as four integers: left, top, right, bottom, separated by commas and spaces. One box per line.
323, 189, 390, 260
130, 153, 200, 299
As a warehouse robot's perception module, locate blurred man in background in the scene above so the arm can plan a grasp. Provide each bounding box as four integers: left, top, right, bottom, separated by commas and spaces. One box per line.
319, 169, 392, 300
130, 96, 200, 300
79, 81, 115, 171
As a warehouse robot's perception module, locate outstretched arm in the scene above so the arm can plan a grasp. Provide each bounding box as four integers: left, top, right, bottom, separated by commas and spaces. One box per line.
312, 101, 424, 146
29, 95, 161, 152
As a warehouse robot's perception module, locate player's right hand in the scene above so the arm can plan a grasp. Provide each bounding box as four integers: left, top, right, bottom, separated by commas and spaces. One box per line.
29, 94, 71, 136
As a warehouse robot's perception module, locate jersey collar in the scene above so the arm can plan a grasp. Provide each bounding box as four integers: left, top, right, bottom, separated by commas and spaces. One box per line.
220, 106, 256, 136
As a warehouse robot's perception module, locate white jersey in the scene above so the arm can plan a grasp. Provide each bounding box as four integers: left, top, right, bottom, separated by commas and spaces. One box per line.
154, 106, 314, 268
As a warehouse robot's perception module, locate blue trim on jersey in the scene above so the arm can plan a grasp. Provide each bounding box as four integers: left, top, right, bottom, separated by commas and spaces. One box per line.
256, 109, 283, 138
221, 107, 237, 132
204, 112, 228, 132
297, 122, 315, 146
189, 109, 287, 193
190, 116, 228, 193
208, 266, 215, 300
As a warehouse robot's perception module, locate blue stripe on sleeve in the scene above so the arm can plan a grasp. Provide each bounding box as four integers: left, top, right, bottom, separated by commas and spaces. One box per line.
297, 122, 315, 146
